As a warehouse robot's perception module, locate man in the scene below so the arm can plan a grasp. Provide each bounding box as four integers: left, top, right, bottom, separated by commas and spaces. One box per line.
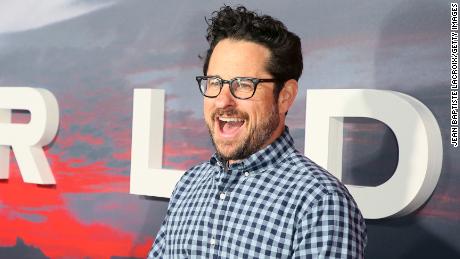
148, 5, 367, 258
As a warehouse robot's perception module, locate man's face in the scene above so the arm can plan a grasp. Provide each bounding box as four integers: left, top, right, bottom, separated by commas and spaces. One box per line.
204, 39, 284, 162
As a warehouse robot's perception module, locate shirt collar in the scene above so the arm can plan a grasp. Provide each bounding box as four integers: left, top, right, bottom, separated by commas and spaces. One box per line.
210, 126, 296, 172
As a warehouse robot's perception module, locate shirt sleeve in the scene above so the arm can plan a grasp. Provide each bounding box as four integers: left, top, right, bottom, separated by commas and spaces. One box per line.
147, 215, 167, 259
147, 175, 184, 259
292, 191, 367, 259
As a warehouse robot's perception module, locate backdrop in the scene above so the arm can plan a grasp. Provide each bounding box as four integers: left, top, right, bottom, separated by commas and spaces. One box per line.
0, 0, 458, 258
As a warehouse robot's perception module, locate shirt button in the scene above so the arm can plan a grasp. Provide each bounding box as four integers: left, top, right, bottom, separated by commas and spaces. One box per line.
210, 238, 216, 246
219, 192, 226, 200
244, 171, 250, 177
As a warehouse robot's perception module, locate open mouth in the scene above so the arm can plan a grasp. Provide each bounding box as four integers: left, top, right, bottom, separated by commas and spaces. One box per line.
217, 116, 245, 138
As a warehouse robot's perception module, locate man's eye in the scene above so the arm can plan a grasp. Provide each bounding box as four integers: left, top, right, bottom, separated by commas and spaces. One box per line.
237, 81, 254, 91
208, 79, 220, 87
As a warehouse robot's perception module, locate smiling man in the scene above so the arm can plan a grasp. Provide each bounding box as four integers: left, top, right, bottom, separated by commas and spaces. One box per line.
148, 6, 367, 259
203, 39, 287, 163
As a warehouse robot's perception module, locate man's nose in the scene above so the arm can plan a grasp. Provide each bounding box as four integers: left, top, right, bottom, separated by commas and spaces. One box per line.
214, 83, 236, 108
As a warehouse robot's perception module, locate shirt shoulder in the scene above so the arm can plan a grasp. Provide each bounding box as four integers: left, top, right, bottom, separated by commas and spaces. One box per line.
169, 161, 214, 198
275, 149, 356, 206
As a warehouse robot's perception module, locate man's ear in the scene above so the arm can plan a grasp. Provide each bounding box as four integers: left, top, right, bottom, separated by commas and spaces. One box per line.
278, 79, 298, 115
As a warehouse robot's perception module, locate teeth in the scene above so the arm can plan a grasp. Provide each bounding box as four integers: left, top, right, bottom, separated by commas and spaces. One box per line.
219, 117, 244, 122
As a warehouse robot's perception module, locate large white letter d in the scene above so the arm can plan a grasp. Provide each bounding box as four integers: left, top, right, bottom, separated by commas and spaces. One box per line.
305, 89, 443, 219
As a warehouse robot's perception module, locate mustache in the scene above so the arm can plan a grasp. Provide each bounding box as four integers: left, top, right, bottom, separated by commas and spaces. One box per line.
211, 108, 249, 120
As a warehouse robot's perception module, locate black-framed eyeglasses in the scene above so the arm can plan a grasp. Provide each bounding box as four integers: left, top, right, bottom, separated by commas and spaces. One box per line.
196, 76, 278, 100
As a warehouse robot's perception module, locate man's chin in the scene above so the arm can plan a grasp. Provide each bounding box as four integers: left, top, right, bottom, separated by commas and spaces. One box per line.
214, 141, 244, 160
209, 129, 249, 161
215, 144, 237, 158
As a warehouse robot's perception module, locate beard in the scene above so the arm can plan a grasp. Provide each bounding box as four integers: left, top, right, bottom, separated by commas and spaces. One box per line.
206, 104, 280, 161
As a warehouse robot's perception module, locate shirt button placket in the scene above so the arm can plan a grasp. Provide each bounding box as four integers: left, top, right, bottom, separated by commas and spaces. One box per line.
209, 235, 218, 257
211, 169, 226, 256
210, 237, 216, 246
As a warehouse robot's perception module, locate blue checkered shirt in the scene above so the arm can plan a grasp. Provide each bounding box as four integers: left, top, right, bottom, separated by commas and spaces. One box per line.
148, 127, 367, 258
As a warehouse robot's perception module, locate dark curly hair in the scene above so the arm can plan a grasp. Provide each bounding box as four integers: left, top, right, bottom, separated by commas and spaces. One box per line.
202, 6, 303, 94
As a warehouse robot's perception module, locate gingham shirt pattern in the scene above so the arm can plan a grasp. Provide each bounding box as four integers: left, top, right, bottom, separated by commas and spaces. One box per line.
148, 127, 367, 258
